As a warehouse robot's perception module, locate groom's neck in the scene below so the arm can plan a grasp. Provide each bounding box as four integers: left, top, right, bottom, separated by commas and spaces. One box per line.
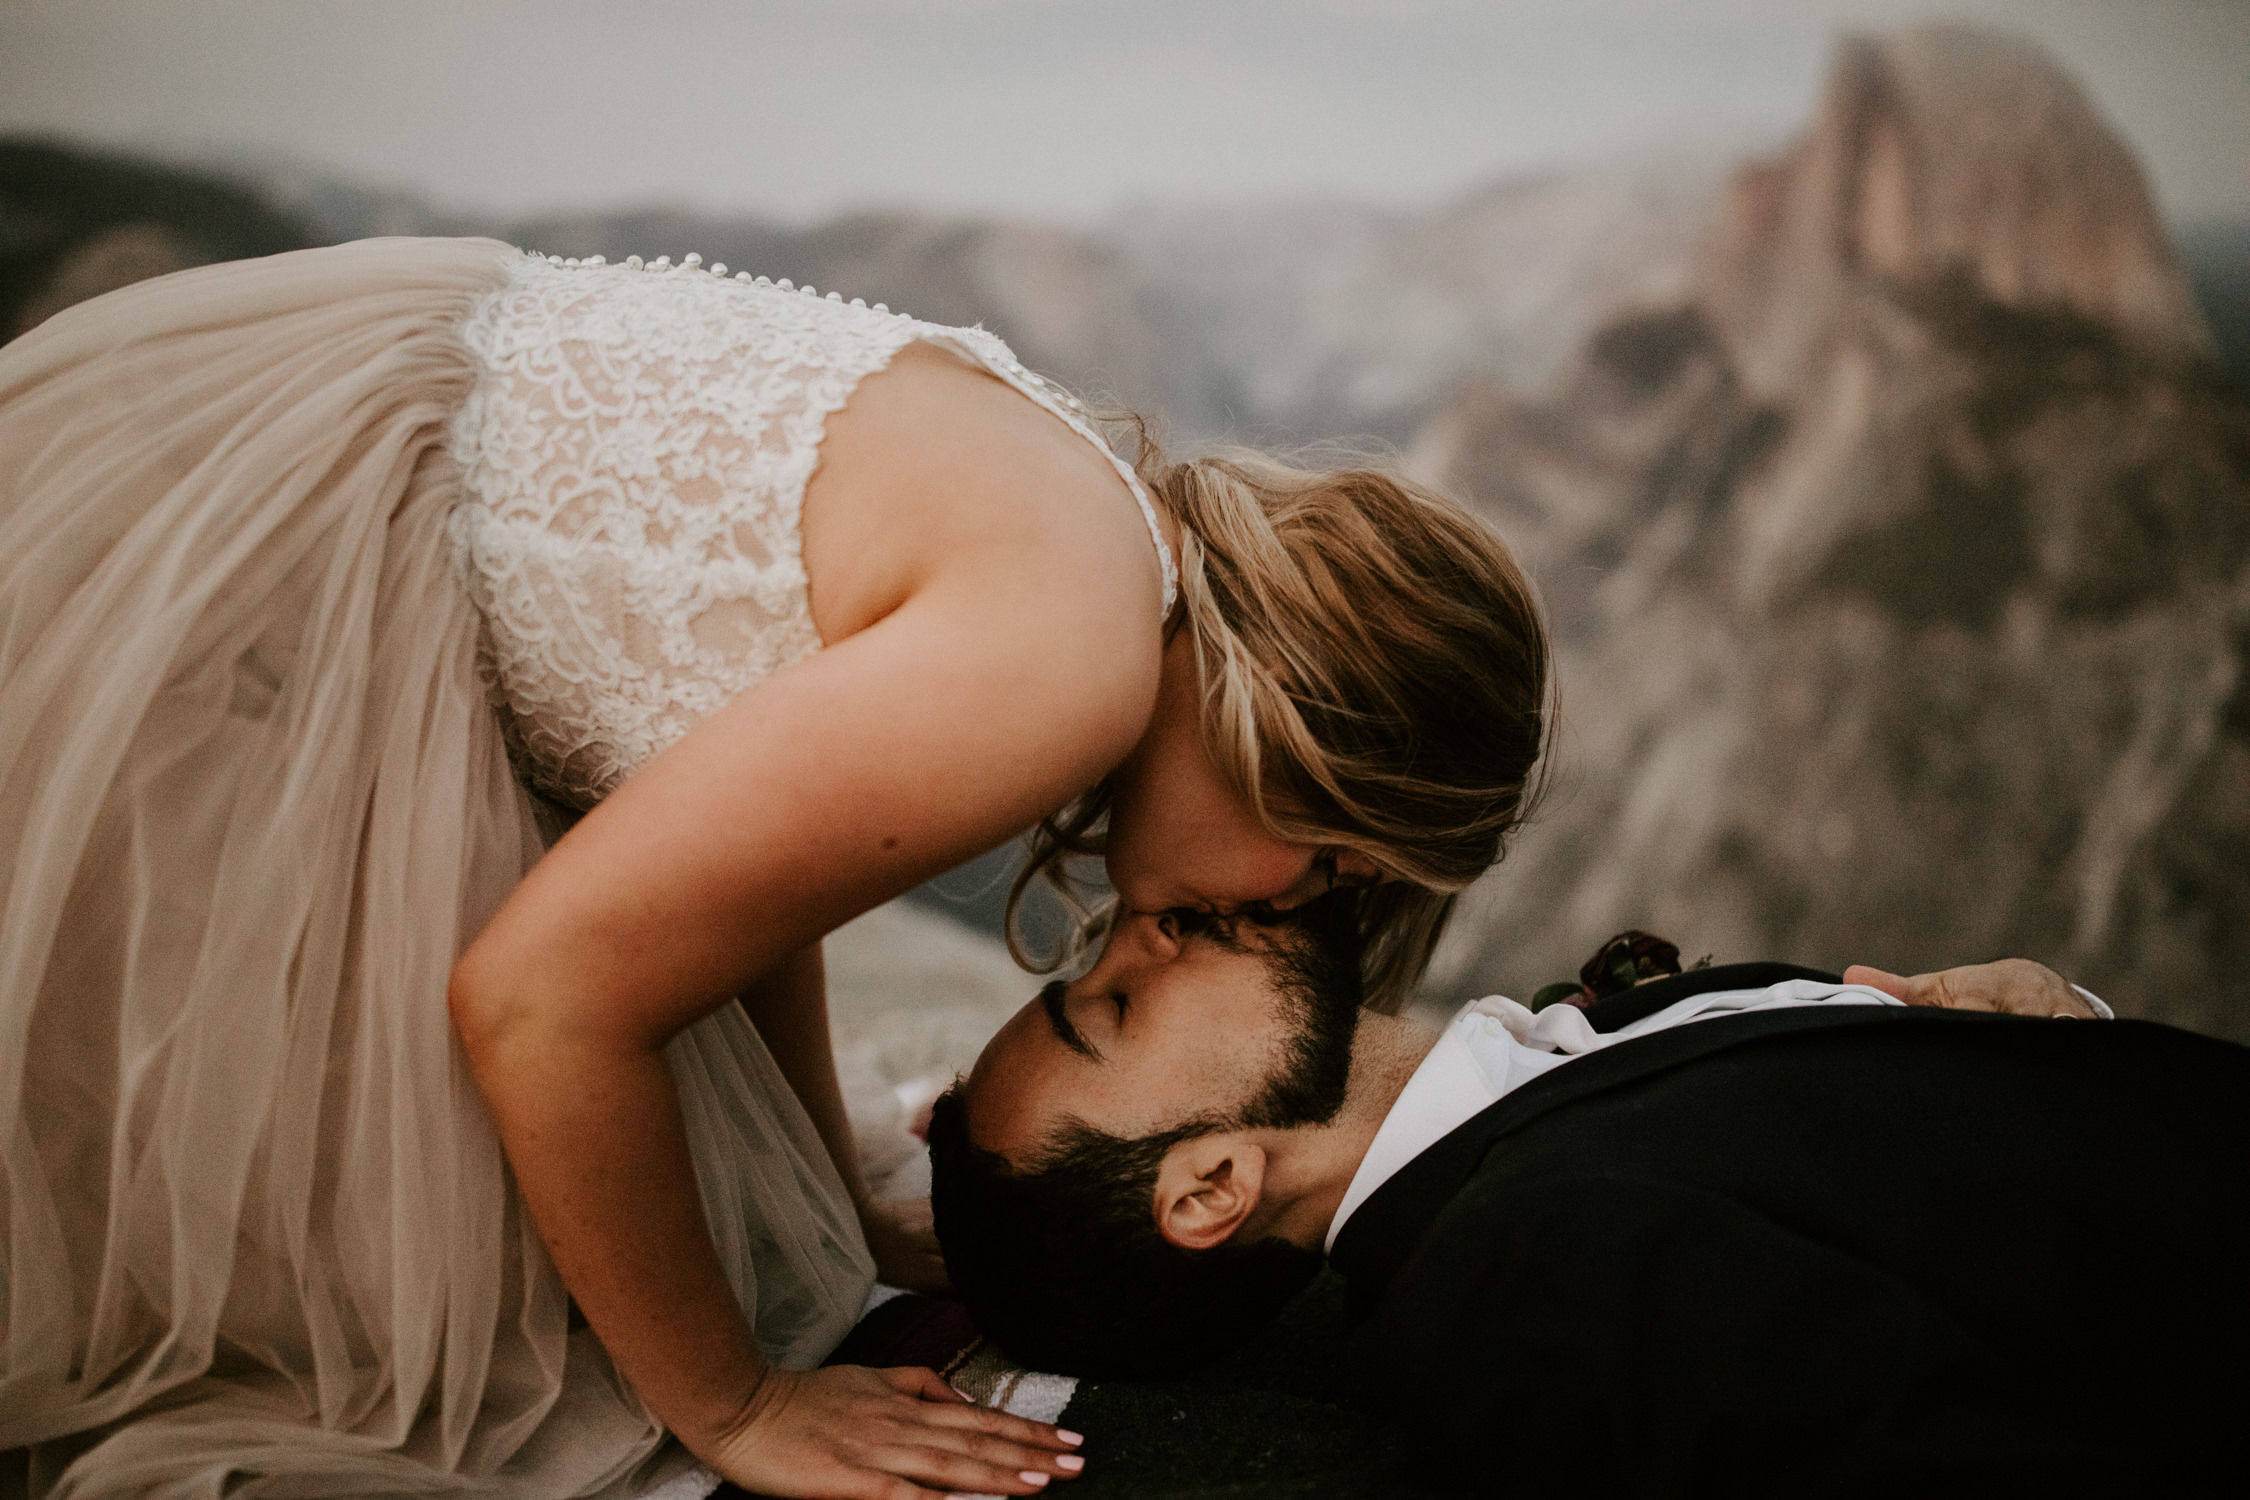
1247, 1012, 1437, 1251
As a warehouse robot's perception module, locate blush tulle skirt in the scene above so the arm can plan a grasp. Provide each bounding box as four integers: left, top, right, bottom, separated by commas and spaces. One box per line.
0, 239, 873, 1497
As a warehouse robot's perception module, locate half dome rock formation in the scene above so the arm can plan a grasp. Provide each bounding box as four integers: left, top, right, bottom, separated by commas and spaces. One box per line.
1705, 24, 2213, 401
1418, 26, 2250, 1039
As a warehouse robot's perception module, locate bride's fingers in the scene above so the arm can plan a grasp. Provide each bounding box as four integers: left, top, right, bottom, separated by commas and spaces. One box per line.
897, 1414, 1085, 1477
882, 1365, 969, 1403
870, 1366, 1085, 1479
863, 1441, 1064, 1496
902, 1395, 1082, 1455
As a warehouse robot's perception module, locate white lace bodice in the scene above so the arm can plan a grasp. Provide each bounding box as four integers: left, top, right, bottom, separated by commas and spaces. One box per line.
448, 249, 1175, 807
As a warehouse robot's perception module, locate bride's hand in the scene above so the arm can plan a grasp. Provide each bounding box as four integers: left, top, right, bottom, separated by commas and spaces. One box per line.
859, 1196, 950, 1293
705, 1363, 1084, 1499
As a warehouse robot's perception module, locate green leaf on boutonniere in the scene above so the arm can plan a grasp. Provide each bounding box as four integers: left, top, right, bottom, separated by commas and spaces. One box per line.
1530, 981, 1586, 1013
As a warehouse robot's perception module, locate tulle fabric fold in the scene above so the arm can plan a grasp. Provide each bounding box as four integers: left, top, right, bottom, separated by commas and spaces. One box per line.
0, 239, 871, 1497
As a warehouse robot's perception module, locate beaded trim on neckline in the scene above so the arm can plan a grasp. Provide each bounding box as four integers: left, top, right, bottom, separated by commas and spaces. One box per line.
518, 248, 1179, 621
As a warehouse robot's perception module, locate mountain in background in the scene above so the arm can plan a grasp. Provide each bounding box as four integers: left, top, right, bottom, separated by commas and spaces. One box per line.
246, 146, 1746, 452
4, 23, 2245, 1034
0, 139, 311, 338
1106, 153, 1733, 446
2178, 219, 2250, 389
1414, 25, 2250, 1038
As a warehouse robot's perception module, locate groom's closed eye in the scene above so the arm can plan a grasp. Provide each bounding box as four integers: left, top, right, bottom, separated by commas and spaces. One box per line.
1040, 979, 1099, 1061
1162, 907, 1251, 949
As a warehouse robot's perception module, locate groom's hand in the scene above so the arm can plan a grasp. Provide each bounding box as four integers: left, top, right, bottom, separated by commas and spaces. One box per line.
1841, 958, 2102, 1019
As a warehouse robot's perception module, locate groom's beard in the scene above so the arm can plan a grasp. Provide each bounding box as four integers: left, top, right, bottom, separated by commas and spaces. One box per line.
1234, 943, 1362, 1131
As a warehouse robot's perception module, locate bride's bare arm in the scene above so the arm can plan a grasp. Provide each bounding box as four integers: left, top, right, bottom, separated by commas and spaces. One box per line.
449, 542, 1152, 1493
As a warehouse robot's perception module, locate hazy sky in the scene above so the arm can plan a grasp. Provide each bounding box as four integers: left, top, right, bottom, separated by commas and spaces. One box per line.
3, 0, 2245, 226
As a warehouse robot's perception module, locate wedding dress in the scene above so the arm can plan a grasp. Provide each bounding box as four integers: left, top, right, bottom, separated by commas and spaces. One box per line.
0, 237, 1170, 1498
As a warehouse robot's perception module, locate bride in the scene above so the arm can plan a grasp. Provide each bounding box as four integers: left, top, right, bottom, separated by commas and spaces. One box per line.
0, 237, 1548, 1497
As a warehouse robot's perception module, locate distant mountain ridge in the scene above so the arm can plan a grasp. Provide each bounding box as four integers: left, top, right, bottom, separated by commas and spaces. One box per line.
0, 138, 311, 338
9, 119, 2238, 429
249, 148, 1742, 451
1105, 152, 1733, 445
5, 23, 2246, 1035
2178, 219, 2250, 389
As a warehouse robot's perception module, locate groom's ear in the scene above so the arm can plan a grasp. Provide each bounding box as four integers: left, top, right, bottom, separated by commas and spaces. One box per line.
1153, 1133, 1267, 1251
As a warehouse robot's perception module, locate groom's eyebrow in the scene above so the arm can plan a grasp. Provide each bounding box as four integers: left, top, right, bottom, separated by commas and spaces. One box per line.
1039, 979, 1099, 1061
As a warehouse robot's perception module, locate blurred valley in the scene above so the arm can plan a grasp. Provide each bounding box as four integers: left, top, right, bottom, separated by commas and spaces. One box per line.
8, 23, 2246, 1037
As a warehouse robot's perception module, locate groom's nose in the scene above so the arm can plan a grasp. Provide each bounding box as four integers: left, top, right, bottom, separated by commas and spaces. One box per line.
1095, 910, 1187, 975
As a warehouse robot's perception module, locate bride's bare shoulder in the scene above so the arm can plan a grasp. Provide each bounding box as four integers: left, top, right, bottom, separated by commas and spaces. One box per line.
801, 341, 1167, 656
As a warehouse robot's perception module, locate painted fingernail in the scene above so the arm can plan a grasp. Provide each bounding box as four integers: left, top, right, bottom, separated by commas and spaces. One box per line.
1056, 1430, 1085, 1446
1056, 1455, 1085, 1473
1020, 1473, 1050, 1488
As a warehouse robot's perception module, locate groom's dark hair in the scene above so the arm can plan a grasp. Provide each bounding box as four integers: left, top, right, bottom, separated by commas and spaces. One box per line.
928, 897, 1363, 1378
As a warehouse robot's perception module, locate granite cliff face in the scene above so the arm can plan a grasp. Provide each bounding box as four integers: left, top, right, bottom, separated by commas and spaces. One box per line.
1416, 26, 2250, 1037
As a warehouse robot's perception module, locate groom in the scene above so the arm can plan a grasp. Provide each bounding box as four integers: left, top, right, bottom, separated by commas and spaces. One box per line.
929, 899, 2249, 1496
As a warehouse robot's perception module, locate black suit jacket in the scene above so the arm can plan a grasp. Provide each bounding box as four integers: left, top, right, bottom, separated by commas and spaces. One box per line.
1328, 972, 2250, 1496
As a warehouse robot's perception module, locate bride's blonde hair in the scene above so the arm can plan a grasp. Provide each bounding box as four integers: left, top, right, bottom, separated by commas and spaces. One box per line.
1006, 438, 1552, 1014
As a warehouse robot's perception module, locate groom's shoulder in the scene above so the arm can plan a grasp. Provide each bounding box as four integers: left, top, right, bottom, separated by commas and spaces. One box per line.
1332, 1001, 2250, 1303
1346, 1014, 2250, 1496
1363, 1006, 2250, 1307
1482, 1001, 2248, 1162
1477, 1006, 2247, 1167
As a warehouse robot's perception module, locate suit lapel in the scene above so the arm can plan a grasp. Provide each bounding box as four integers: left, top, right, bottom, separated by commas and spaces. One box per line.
1327, 1000, 1925, 1302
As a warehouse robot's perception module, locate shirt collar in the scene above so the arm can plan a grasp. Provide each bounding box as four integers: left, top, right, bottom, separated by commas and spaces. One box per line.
1323, 999, 1555, 1251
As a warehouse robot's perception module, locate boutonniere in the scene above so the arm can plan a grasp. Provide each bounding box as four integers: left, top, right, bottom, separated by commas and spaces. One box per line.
1531, 929, 1711, 1012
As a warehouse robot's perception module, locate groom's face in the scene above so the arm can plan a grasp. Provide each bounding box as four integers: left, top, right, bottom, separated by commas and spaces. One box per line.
964, 910, 1341, 1165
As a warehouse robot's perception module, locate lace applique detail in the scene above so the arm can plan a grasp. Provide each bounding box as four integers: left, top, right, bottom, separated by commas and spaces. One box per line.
450, 252, 1174, 808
